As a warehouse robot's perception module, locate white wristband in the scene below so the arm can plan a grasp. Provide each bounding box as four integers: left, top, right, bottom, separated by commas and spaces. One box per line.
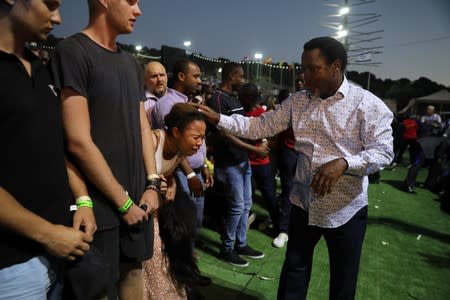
186, 172, 196, 179
147, 174, 159, 180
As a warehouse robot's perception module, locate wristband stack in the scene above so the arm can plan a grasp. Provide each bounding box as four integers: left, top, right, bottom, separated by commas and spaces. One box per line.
118, 197, 133, 215
145, 174, 161, 193
75, 195, 93, 209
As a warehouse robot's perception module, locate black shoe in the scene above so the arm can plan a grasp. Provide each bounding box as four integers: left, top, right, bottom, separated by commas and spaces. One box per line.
235, 245, 264, 259
220, 249, 249, 267
192, 273, 212, 286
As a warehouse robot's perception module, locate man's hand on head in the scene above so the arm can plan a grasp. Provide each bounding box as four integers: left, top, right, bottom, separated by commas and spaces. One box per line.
190, 103, 220, 125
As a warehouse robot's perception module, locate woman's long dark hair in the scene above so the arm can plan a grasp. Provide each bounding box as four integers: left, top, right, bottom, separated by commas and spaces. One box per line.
159, 103, 207, 299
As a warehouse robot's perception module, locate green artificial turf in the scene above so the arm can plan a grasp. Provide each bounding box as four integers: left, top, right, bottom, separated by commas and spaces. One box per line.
196, 166, 450, 299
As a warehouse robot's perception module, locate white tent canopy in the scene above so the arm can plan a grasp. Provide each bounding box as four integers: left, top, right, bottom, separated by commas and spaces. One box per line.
415, 89, 450, 104
400, 89, 450, 114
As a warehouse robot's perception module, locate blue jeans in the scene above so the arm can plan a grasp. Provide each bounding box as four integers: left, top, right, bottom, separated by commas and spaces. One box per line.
215, 160, 252, 251
174, 168, 205, 234
277, 146, 298, 234
251, 162, 278, 231
0, 256, 61, 300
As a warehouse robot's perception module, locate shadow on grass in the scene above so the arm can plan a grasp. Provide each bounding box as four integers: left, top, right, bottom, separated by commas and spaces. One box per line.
198, 282, 264, 300
197, 234, 222, 258
381, 179, 406, 191
417, 251, 450, 269
368, 217, 450, 244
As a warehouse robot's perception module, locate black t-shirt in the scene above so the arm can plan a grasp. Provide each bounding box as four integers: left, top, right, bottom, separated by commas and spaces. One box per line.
51, 33, 146, 229
0, 49, 72, 268
208, 89, 248, 167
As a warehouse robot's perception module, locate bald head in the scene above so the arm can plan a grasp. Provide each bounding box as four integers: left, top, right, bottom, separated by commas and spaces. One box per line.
144, 61, 167, 98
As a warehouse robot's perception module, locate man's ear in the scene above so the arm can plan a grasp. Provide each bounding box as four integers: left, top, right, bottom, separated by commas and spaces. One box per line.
333, 60, 342, 72
178, 72, 185, 82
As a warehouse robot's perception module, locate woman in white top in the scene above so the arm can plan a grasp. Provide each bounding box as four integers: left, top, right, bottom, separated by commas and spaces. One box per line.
143, 103, 207, 300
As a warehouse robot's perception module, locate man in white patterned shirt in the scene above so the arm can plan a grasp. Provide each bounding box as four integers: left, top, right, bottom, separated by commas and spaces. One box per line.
194, 37, 393, 299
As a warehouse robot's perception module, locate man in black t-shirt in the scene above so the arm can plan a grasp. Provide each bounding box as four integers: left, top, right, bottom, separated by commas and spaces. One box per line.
51, 1, 159, 299
0, 1, 94, 299
207, 63, 265, 267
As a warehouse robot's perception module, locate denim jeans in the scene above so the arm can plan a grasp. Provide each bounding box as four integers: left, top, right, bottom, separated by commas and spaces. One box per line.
215, 160, 252, 251
174, 168, 205, 234
277, 146, 298, 233
0, 256, 61, 300
251, 162, 278, 232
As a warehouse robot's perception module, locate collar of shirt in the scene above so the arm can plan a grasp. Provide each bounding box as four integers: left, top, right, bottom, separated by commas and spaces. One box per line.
216, 88, 236, 97
312, 76, 348, 102
336, 76, 349, 99
165, 88, 188, 102
145, 91, 158, 101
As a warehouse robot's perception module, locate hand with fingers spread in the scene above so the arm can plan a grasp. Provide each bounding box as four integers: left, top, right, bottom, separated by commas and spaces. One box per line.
310, 158, 348, 197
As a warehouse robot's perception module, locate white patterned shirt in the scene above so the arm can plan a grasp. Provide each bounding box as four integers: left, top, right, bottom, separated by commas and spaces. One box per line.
218, 77, 394, 228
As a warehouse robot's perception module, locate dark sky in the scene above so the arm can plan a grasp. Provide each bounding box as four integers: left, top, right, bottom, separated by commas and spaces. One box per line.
53, 0, 450, 86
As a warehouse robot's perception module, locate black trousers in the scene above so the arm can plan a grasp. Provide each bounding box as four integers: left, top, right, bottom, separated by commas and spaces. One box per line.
278, 205, 368, 300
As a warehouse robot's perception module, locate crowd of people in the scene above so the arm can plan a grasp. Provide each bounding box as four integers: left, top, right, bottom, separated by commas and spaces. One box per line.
1, 1, 395, 300
390, 105, 450, 211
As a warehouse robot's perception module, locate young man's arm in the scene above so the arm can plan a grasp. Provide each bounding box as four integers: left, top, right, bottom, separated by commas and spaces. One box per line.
0, 187, 91, 261
139, 102, 160, 215
61, 88, 147, 225
65, 157, 97, 237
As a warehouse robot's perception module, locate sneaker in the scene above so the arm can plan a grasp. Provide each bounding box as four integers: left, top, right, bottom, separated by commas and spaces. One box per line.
220, 249, 249, 267
235, 245, 264, 259
272, 232, 289, 248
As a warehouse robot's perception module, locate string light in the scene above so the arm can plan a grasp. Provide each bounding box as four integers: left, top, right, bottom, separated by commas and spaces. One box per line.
35, 40, 298, 71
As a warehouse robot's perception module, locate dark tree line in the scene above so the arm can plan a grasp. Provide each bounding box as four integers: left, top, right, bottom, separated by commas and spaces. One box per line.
347, 71, 448, 110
